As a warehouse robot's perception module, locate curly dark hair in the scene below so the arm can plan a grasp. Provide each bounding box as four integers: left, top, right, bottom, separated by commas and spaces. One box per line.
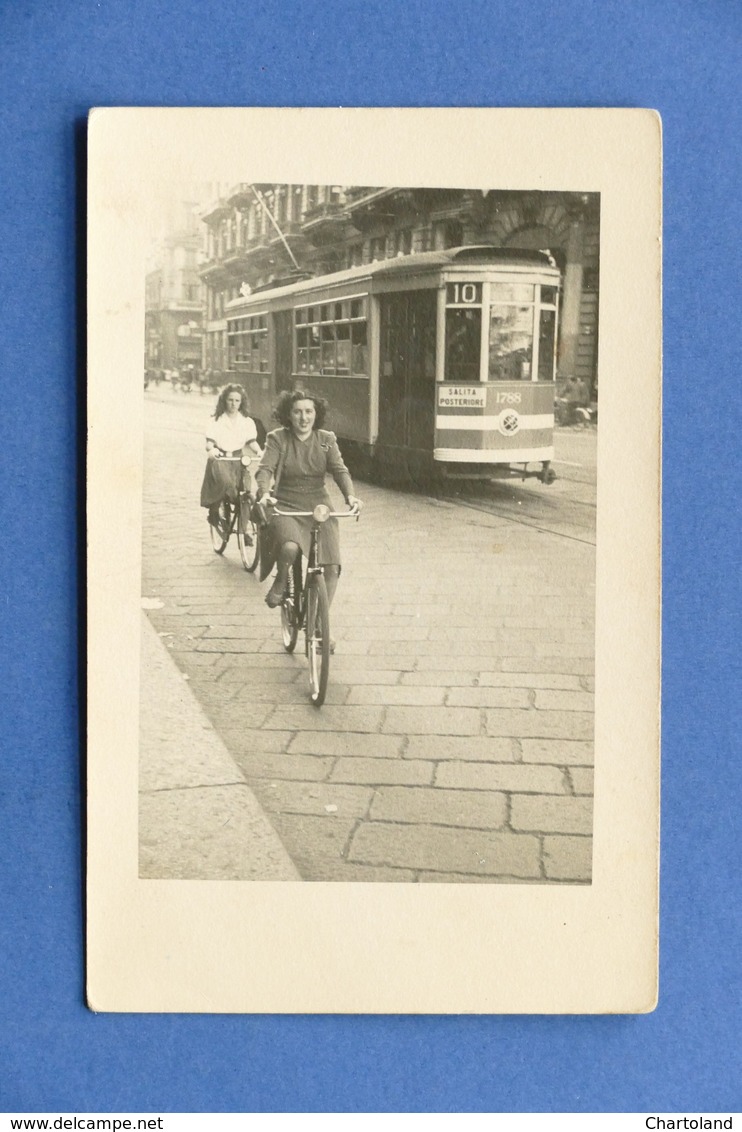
272, 388, 329, 430
213, 383, 249, 420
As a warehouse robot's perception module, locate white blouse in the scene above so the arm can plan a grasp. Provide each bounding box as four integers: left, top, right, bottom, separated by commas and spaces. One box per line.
206, 414, 259, 452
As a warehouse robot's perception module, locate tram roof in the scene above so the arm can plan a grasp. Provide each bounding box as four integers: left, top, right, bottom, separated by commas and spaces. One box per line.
226, 245, 559, 311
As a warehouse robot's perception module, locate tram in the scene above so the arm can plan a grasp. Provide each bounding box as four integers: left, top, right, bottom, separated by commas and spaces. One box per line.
224, 246, 560, 484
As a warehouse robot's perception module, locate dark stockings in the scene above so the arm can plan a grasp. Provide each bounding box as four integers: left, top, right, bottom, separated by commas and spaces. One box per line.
272, 543, 340, 605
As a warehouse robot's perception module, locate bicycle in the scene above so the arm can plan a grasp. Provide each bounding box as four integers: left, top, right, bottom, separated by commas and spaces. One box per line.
264, 500, 359, 706
208, 454, 261, 572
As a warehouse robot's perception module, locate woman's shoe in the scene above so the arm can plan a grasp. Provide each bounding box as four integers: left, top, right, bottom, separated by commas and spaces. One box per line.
265, 582, 286, 608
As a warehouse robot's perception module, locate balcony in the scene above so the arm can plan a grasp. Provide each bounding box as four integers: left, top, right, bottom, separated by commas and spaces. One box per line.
301, 201, 351, 245
227, 183, 255, 208
267, 220, 310, 255
199, 197, 232, 224
344, 187, 417, 231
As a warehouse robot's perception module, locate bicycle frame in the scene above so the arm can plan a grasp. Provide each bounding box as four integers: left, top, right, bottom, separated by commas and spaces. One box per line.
209, 453, 261, 571
269, 502, 359, 704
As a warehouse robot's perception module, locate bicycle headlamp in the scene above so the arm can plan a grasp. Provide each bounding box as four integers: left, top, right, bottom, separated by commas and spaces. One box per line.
313, 504, 331, 523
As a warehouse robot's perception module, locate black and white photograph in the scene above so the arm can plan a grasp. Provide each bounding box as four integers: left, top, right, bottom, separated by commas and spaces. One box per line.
87, 108, 659, 1013
139, 181, 599, 886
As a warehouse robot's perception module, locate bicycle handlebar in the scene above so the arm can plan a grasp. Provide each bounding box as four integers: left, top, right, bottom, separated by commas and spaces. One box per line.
270, 504, 360, 520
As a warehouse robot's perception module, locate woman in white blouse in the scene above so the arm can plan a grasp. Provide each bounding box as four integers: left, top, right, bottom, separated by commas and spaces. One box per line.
200, 384, 264, 534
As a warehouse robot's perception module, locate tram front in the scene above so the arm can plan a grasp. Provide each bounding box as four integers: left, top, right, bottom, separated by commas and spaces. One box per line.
434, 251, 561, 482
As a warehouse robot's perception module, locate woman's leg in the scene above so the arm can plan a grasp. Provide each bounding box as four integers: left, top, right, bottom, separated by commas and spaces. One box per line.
267, 541, 300, 602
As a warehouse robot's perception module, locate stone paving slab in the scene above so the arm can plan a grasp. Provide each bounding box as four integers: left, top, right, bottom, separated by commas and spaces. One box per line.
435, 762, 568, 794
542, 834, 593, 881
138, 615, 299, 881
140, 395, 596, 884
330, 757, 434, 785
369, 786, 509, 830
510, 794, 594, 835
347, 823, 542, 878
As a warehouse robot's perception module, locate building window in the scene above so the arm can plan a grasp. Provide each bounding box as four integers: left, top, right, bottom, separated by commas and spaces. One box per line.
433, 219, 464, 250
294, 298, 368, 376
276, 187, 286, 224
347, 243, 363, 268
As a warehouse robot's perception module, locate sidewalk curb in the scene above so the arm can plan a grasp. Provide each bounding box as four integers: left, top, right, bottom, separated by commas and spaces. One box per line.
138, 613, 301, 881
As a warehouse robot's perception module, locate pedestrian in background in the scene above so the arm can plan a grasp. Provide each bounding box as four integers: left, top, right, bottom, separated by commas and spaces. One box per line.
562, 375, 590, 425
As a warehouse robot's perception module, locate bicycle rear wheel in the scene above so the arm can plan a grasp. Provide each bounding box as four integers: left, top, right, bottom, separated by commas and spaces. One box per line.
280, 557, 301, 653
210, 501, 233, 555
237, 497, 260, 572
306, 573, 331, 707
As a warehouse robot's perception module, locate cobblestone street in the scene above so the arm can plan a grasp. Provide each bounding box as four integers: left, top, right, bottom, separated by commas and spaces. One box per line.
140, 391, 595, 882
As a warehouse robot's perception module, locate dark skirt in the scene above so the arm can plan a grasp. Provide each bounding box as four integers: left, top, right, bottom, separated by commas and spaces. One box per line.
200, 459, 242, 508
258, 488, 341, 581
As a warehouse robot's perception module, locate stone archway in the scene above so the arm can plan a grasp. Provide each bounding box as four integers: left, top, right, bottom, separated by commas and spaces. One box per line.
503, 226, 567, 273
500, 214, 587, 383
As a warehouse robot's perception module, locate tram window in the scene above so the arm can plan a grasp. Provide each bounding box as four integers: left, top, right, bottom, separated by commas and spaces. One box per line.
296, 326, 308, 373
229, 316, 268, 371
321, 324, 336, 374
537, 308, 557, 381
307, 324, 320, 374
540, 286, 557, 306
335, 323, 351, 375
293, 297, 369, 376
445, 308, 481, 383
351, 322, 368, 374
488, 305, 533, 381
490, 283, 534, 304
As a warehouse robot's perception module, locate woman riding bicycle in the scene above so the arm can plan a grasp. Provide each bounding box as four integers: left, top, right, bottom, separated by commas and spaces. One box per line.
255, 389, 362, 610
200, 383, 265, 535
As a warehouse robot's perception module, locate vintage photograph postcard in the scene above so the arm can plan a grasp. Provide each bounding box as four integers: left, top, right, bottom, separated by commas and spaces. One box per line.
87, 107, 661, 1012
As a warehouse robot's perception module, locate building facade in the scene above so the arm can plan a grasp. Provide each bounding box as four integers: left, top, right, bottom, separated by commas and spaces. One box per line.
144, 197, 205, 376
198, 184, 599, 395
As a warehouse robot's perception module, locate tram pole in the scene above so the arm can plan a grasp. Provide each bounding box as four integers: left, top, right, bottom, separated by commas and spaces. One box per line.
250, 184, 301, 272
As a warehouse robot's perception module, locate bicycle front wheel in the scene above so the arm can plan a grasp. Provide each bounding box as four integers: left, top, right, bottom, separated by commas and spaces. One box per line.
306, 573, 331, 707
237, 499, 260, 572
210, 501, 232, 555
280, 557, 301, 653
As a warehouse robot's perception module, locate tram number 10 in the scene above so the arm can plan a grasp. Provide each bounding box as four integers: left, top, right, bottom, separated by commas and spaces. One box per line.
446, 282, 482, 305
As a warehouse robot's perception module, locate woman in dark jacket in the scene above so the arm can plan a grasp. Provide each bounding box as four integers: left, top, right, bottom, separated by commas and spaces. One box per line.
255, 389, 362, 609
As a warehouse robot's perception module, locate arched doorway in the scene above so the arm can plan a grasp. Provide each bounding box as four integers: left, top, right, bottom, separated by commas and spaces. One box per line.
504, 221, 592, 388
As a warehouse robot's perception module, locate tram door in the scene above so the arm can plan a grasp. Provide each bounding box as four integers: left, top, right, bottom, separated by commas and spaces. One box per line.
272, 310, 294, 394
378, 290, 437, 456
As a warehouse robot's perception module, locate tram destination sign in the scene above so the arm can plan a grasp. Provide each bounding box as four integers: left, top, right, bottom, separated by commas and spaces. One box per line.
438, 385, 487, 409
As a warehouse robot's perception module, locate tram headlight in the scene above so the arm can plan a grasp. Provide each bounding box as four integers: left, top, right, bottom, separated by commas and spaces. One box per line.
313, 504, 331, 523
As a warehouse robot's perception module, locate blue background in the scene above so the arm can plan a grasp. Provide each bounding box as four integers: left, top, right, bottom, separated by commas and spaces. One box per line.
1, 0, 740, 1113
